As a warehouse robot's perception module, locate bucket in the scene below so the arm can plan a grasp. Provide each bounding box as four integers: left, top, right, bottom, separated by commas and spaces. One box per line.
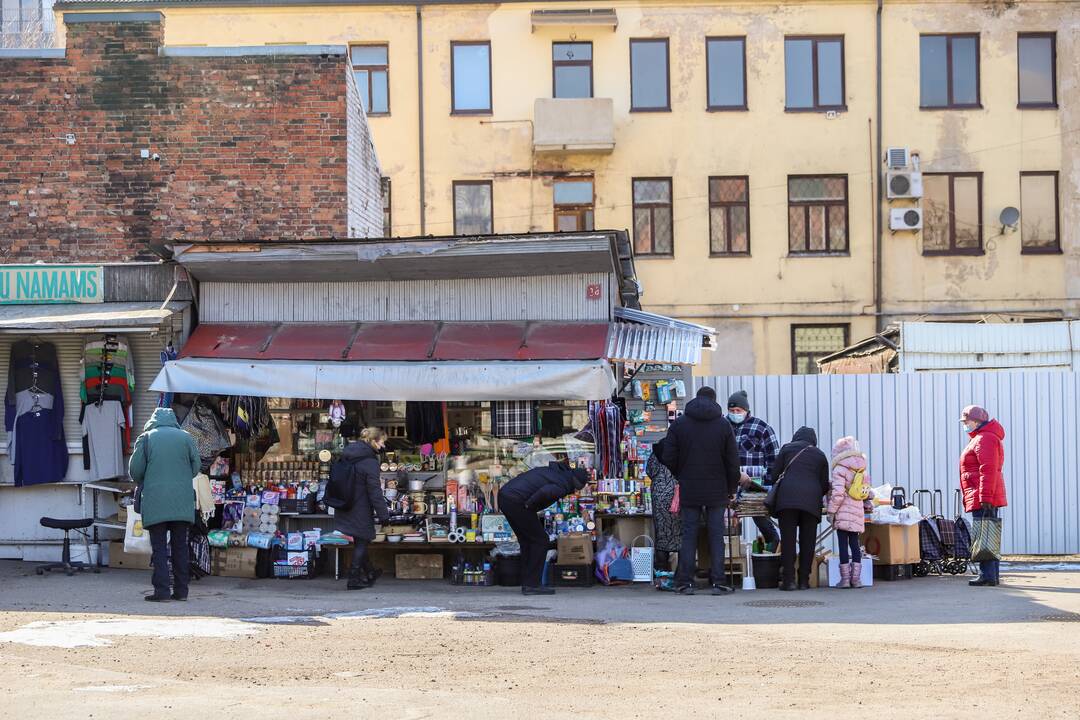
495, 554, 522, 587
751, 552, 782, 589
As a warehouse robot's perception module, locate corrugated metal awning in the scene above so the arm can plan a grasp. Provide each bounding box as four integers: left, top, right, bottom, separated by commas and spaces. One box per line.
182, 322, 611, 362
0, 302, 187, 333
608, 307, 716, 365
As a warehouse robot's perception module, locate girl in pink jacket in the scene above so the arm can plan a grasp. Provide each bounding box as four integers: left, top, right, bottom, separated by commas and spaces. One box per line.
828, 436, 873, 589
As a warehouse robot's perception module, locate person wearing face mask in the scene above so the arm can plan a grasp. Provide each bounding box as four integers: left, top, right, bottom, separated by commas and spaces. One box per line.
333, 423, 391, 590
959, 405, 1007, 587
726, 390, 781, 550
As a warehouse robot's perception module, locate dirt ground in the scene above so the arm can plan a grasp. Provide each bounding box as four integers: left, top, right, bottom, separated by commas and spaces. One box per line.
0, 561, 1078, 719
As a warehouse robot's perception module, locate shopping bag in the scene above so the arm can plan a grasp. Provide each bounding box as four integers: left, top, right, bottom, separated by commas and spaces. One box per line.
124, 509, 152, 555
970, 516, 1002, 562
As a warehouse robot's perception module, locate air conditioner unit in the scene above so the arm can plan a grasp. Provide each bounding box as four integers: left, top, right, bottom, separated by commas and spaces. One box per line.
886, 147, 910, 169
890, 207, 923, 231
887, 170, 923, 199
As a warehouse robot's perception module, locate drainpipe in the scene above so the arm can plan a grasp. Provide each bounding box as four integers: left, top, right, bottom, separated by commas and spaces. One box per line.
416, 5, 427, 235
874, 0, 884, 331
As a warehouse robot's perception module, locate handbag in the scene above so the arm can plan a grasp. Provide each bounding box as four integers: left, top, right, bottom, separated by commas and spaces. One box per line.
971, 515, 1002, 562
765, 447, 810, 517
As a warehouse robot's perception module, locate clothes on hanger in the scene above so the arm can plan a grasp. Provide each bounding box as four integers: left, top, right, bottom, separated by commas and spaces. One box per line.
158, 342, 178, 408
586, 400, 623, 478
406, 401, 445, 444
4, 341, 67, 486
491, 401, 538, 439
81, 400, 127, 481
225, 396, 273, 440
80, 335, 135, 452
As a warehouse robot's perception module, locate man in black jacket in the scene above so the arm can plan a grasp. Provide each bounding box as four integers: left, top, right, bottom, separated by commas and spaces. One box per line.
498, 461, 590, 596
663, 386, 741, 595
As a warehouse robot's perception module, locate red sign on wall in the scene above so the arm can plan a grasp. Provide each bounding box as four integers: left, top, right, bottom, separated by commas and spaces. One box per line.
586, 283, 602, 300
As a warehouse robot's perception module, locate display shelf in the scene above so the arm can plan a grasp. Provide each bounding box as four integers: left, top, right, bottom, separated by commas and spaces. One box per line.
93, 515, 125, 530
83, 480, 136, 494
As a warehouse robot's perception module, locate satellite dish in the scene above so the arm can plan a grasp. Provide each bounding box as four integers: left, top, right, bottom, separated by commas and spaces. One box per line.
999, 206, 1020, 228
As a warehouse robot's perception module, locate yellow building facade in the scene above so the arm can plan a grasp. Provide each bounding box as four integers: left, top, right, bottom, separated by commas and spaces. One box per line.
55, 0, 1079, 374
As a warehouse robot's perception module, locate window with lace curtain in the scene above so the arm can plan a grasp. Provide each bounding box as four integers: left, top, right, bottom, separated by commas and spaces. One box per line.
787, 175, 848, 254
792, 324, 849, 375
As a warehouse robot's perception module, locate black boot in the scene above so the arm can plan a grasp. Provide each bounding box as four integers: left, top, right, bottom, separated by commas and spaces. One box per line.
346, 568, 372, 590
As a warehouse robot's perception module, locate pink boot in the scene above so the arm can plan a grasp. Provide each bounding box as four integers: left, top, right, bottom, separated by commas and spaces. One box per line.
837, 562, 851, 589
850, 561, 863, 588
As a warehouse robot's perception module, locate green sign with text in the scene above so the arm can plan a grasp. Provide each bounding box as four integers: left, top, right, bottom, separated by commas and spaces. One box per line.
0, 265, 104, 304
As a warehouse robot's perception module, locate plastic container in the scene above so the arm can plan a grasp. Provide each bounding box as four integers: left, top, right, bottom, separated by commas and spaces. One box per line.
751, 552, 782, 589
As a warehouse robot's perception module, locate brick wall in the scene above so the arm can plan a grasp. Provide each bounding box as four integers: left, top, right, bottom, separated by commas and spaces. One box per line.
0, 14, 377, 262
344, 61, 384, 238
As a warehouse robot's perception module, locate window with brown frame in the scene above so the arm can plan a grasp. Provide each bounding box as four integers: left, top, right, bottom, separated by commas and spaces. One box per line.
632, 178, 673, 255
630, 39, 670, 111
709, 176, 750, 255
1018, 33, 1057, 108
453, 180, 493, 235
706, 37, 747, 110
553, 178, 595, 232
350, 44, 390, 115
787, 175, 848, 254
922, 172, 983, 255
381, 177, 391, 237
553, 42, 592, 99
791, 324, 849, 375
1020, 171, 1060, 254
451, 41, 492, 114
920, 34, 980, 109
784, 36, 845, 111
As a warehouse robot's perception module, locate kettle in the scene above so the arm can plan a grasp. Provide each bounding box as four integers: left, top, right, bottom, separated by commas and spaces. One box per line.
891, 486, 906, 510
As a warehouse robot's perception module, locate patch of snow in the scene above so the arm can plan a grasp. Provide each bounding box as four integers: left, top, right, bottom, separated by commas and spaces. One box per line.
325, 607, 485, 620
0, 618, 259, 648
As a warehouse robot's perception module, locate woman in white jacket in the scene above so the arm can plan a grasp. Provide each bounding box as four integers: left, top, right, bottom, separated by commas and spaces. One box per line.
827, 436, 873, 589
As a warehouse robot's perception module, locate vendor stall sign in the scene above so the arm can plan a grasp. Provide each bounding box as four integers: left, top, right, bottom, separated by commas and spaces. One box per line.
0, 265, 104, 304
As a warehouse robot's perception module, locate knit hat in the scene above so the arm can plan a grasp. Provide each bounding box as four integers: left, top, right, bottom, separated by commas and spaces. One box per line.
727, 390, 750, 412
697, 386, 718, 401
960, 405, 990, 423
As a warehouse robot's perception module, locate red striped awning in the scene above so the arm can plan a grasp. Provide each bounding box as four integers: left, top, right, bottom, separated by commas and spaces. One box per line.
181, 322, 611, 362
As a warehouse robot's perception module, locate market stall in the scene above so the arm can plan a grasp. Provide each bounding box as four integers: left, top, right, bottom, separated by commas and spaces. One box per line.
0, 263, 192, 563
145, 232, 715, 585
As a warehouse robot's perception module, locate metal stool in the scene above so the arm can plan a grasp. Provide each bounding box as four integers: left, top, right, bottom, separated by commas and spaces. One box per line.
37, 517, 100, 576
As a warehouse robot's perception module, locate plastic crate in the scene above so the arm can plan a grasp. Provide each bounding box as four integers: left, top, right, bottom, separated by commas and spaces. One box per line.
272, 546, 317, 579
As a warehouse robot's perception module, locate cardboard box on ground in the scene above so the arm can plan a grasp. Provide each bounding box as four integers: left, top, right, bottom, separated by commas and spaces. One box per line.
395, 554, 444, 579
210, 547, 259, 578
861, 523, 920, 565
557, 533, 594, 565
107, 541, 151, 570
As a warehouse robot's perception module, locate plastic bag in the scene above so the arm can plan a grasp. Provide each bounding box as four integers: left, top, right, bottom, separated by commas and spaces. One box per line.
870, 506, 902, 525
898, 506, 923, 526
594, 535, 630, 585
124, 509, 152, 555
869, 483, 893, 505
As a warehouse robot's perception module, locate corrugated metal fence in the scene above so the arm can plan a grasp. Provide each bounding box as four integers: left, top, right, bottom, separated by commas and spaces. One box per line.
695, 372, 1080, 555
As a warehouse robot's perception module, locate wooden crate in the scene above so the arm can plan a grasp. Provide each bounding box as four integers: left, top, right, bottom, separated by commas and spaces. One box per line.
394, 553, 444, 580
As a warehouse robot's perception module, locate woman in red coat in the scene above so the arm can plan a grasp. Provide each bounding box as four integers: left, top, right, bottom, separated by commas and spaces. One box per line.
959, 405, 1007, 587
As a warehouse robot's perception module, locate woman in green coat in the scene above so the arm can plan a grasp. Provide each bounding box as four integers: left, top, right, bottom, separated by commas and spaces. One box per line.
128, 407, 201, 602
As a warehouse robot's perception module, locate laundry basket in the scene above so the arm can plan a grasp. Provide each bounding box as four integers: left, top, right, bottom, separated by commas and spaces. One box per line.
630, 535, 654, 583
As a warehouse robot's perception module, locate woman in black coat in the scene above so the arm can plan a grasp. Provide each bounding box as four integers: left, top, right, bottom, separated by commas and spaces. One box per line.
769, 426, 830, 591
334, 426, 390, 590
